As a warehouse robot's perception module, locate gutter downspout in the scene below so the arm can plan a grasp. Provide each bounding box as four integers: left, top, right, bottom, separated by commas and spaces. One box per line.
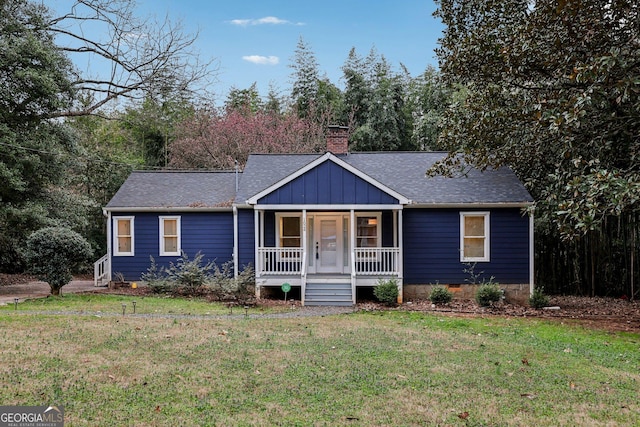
106, 209, 112, 283
233, 206, 239, 279
529, 208, 535, 296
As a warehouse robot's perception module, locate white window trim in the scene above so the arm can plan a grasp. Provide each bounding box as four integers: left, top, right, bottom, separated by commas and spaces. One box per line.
460, 211, 490, 262
275, 213, 302, 248
159, 216, 181, 256
355, 212, 382, 248
113, 216, 134, 256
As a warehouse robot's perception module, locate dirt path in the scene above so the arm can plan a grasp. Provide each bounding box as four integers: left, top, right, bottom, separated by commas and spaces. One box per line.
0, 279, 98, 305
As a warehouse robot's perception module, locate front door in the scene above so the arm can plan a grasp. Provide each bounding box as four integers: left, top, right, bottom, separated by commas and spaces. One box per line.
315, 216, 343, 273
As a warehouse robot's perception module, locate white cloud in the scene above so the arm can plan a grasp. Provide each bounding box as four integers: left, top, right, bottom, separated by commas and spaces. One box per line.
229, 16, 304, 26
242, 55, 279, 65
230, 19, 251, 26
256, 16, 288, 25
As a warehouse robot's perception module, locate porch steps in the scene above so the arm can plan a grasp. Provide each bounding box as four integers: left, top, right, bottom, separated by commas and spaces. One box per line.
304, 282, 353, 306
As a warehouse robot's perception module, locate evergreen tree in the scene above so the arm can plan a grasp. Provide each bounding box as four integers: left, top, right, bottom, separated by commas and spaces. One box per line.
289, 37, 320, 119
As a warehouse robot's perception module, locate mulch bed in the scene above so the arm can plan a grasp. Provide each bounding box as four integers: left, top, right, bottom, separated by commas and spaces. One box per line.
94, 286, 640, 332
3, 274, 638, 333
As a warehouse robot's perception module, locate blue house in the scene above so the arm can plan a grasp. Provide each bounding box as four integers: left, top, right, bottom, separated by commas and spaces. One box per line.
95, 127, 535, 305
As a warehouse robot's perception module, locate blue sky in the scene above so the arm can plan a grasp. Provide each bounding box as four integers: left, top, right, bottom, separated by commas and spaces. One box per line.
52, 0, 444, 103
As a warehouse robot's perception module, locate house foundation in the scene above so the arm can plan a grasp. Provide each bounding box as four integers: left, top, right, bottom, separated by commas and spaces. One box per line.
403, 283, 530, 305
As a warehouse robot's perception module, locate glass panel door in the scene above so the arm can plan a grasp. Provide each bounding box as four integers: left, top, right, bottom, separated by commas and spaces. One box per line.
315, 216, 343, 273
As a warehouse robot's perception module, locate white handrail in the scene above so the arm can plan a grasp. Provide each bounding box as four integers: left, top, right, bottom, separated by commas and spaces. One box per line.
93, 254, 109, 287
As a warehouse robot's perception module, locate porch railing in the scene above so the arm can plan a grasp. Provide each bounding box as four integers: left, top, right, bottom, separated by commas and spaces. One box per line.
256, 247, 401, 276
257, 247, 303, 275
354, 247, 400, 275
93, 254, 110, 287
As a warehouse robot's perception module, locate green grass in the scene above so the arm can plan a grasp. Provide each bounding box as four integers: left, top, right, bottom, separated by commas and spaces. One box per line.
0, 294, 285, 316
0, 306, 638, 426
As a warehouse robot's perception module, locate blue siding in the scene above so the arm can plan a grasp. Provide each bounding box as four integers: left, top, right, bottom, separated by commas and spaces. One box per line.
403, 208, 530, 284
111, 212, 234, 281
258, 160, 399, 205
382, 211, 394, 247
264, 211, 276, 247
237, 209, 255, 270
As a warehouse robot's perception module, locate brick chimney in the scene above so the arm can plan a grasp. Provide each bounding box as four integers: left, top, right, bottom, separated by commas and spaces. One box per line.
326, 125, 349, 155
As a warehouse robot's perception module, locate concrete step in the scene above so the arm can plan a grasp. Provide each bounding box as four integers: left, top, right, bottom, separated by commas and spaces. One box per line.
305, 288, 352, 296
305, 300, 353, 307
304, 281, 353, 306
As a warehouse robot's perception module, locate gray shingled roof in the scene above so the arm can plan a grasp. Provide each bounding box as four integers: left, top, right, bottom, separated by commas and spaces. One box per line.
106, 171, 237, 209
345, 152, 533, 204
106, 152, 533, 209
237, 152, 533, 205
236, 153, 323, 203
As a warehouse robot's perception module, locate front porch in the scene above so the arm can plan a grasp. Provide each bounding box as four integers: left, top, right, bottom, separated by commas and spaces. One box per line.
253, 210, 403, 306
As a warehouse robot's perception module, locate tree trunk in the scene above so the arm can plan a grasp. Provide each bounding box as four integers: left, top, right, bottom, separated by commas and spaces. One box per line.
51, 286, 61, 296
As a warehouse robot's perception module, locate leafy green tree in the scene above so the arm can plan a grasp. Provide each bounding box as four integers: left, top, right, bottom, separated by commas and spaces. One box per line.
25, 227, 93, 296
405, 66, 457, 150
435, 0, 640, 296
225, 83, 263, 115
0, 0, 90, 271
264, 84, 285, 115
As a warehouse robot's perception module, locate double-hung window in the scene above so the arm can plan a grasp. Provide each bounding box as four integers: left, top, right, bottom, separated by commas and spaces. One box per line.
355, 213, 381, 261
278, 215, 301, 248
277, 214, 302, 260
113, 217, 134, 256
356, 215, 379, 248
160, 216, 181, 256
460, 212, 490, 262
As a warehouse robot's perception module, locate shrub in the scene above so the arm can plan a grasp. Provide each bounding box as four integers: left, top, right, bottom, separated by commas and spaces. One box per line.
166, 251, 213, 292
529, 287, 550, 309
142, 253, 255, 301
141, 256, 172, 293
209, 262, 255, 299
374, 278, 399, 305
25, 227, 93, 296
475, 281, 502, 307
429, 284, 453, 305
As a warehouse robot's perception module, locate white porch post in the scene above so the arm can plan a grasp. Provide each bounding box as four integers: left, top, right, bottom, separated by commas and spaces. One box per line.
254, 209, 260, 280
302, 209, 307, 305
302, 209, 307, 254
350, 209, 356, 304
393, 210, 398, 247
397, 208, 403, 304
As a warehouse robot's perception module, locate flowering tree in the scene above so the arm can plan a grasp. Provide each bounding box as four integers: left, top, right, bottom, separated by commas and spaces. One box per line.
168, 108, 327, 169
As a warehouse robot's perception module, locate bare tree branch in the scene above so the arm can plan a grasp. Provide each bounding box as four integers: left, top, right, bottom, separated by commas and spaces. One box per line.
46, 0, 217, 117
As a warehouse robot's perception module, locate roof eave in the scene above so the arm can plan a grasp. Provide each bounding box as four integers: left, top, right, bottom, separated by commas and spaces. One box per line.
104, 206, 234, 213
407, 201, 534, 209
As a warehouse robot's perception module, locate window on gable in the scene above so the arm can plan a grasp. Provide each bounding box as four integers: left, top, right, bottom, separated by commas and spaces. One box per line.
114, 217, 134, 256
460, 212, 490, 262
160, 216, 181, 256
279, 215, 301, 247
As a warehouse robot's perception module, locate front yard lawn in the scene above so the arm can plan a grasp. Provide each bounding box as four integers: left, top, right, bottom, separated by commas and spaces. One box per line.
0, 300, 638, 426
